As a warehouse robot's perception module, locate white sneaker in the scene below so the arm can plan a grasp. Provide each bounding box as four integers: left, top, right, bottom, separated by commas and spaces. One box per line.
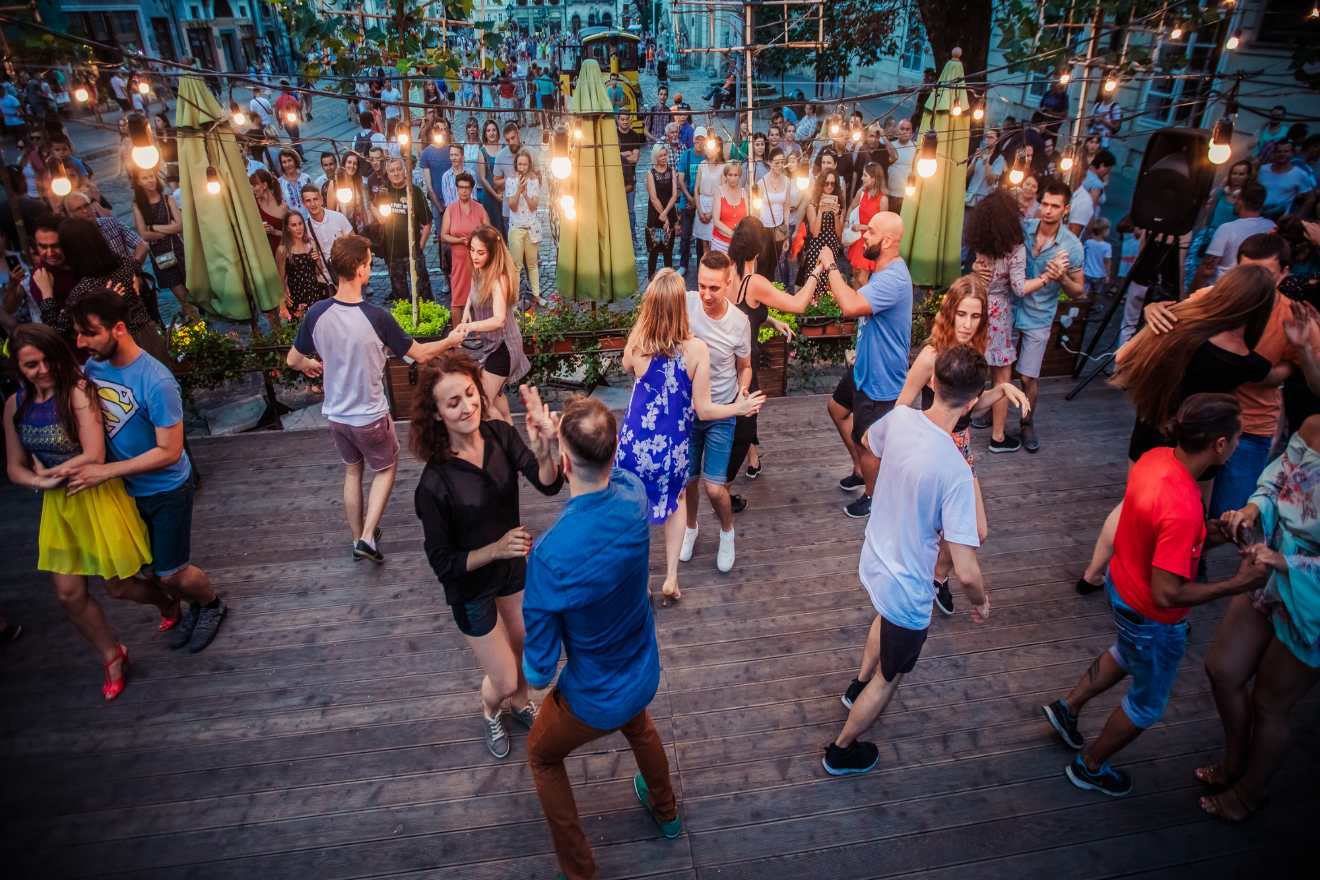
679, 526, 699, 562
717, 529, 735, 572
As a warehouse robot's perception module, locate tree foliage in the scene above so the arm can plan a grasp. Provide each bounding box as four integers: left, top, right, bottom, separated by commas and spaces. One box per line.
754, 1, 903, 82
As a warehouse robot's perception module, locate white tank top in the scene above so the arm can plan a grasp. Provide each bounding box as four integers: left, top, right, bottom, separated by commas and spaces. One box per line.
758, 175, 790, 228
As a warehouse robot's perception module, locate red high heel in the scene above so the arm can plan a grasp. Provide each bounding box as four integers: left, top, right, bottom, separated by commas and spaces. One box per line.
102, 643, 128, 701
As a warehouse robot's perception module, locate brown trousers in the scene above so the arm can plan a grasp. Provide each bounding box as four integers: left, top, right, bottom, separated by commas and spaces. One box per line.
527, 688, 677, 880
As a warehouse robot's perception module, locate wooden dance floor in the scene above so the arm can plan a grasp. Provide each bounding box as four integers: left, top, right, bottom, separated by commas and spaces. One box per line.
2, 382, 1316, 878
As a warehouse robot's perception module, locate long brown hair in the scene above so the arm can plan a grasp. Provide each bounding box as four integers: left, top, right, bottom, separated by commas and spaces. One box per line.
8, 323, 97, 443
633, 268, 690, 357
409, 350, 489, 462
927, 274, 989, 355
1112, 264, 1277, 425
470, 224, 518, 308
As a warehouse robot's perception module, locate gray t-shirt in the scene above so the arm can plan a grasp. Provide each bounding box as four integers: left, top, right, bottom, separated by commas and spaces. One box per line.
685, 291, 751, 405
293, 299, 412, 426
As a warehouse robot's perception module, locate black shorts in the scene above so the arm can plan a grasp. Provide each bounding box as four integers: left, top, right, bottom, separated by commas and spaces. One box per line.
832, 371, 854, 410
451, 578, 523, 637
483, 341, 511, 378
880, 615, 929, 682
850, 389, 896, 446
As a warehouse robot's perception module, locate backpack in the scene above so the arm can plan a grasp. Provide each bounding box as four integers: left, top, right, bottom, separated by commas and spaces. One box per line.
352, 130, 373, 157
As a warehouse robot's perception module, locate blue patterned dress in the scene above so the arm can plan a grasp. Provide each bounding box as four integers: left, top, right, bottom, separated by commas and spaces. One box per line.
616, 350, 695, 524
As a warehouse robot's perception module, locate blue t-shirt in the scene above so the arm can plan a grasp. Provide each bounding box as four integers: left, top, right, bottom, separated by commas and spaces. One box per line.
781, 106, 799, 125
852, 258, 914, 402
522, 469, 660, 730
1016, 219, 1085, 331
84, 351, 191, 497
417, 145, 449, 206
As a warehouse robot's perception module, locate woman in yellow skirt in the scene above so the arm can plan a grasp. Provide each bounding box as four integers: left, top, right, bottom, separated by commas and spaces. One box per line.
4, 324, 170, 700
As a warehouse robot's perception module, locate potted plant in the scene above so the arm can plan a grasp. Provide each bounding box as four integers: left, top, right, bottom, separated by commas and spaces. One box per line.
384, 300, 451, 419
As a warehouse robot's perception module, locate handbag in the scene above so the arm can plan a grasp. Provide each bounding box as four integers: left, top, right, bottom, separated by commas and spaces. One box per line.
647, 224, 673, 248
841, 203, 862, 248
151, 240, 179, 270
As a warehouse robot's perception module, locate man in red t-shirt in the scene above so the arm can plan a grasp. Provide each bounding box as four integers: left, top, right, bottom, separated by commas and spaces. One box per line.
1042, 394, 1268, 796
273, 81, 303, 159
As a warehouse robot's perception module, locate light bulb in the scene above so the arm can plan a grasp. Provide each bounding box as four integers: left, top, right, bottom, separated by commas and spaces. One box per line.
1103, 77, 1118, 94
396, 129, 409, 148
205, 166, 222, 196
285, 110, 298, 124
1170, 26, 1184, 40
1226, 32, 1241, 50
432, 129, 445, 146
950, 104, 963, 117
1059, 71, 1071, 85
336, 185, 354, 203
851, 128, 863, 141
50, 167, 72, 197
915, 131, 938, 178
550, 155, 572, 180
73, 86, 89, 103
1059, 153, 1074, 173
972, 106, 984, 122
137, 81, 150, 95
1209, 117, 1234, 165
377, 201, 391, 219
573, 127, 583, 140
705, 139, 718, 157
131, 145, 160, 170
904, 179, 916, 198
917, 156, 937, 178
829, 122, 841, 137
1008, 167, 1025, 186
794, 174, 809, 191
752, 194, 764, 212
1208, 141, 1232, 165
559, 193, 576, 220
230, 103, 248, 127
1310, 5, 1319, 20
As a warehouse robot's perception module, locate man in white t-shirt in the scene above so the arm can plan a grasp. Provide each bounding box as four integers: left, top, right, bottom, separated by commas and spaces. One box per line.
885, 119, 916, 208
249, 86, 275, 131
1196, 181, 1275, 287
110, 71, 129, 112
680, 251, 752, 574
302, 187, 354, 278
381, 81, 402, 121
823, 346, 991, 777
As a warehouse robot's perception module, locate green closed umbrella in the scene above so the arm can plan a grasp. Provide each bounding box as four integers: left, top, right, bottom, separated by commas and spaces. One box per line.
555, 59, 637, 303
174, 75, 283, 320
899, 52, 972, 288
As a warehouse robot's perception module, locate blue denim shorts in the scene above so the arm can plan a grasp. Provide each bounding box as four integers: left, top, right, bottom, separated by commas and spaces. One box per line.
134, 476, 196, 578
688, 416, 735, 485
1106, 575, 1189, 729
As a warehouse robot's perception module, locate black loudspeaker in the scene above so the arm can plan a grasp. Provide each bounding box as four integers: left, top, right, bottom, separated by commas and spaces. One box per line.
1129, 127, 1217, 237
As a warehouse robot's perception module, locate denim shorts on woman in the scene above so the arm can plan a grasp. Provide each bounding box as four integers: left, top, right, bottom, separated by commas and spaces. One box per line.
1106, 575, 1189, 729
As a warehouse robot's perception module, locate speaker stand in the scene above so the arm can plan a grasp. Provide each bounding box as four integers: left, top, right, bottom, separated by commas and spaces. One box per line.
1065, 234, 1183, 402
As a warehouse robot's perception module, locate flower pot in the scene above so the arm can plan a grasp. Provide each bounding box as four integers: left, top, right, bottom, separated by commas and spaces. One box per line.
550, 340, 575, 353
598, 335, 626, 351
801, 324, 827, 338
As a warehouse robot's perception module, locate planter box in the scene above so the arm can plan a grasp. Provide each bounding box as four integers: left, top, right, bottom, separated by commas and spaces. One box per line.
384, 357, 421, 421
799, 317, 857, 339
757, 335, 788, 398
1039, 299, 1093, 378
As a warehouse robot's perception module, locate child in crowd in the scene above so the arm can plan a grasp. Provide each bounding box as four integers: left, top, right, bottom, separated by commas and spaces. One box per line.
1082, 217, 1112, 300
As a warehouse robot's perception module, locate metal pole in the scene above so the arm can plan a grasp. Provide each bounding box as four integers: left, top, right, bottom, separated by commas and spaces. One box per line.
743, 1, 754, 188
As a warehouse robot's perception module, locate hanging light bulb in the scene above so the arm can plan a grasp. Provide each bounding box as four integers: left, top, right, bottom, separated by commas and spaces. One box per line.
1103, 74, 1119, 94
1310, 4, 1319, 20
432, 127, 445, 146
794, 172, 809, 191
127, 115, 160, 170
376, 199, 392, 219
230, 102, 248, 127
396, 127, 410, 149
904, 172, 917, 199
73, 86, 90, 103
705, 138, 719, 157
915, 131, 938, 178
751, 184, 764, 212
573, 126, 583, 141
285, 109, 299, 125
851, 127, 863, 141
550, 155, 572, 180
972, 104, 985, 122
205, 166, 222, 196
1058, 70, 1071, 85
829, 121, 841, 137
950, 103, 963, 117
137, 80, 150, 95
1226, 31, 1241, 50
1209, 116, 1235, 165
50, 161, 72, 197
559, 193, 576, 220
335, 169, 355, 205
1169, 24, 1184, 40
1008, 150, 1026, 186
1058, 145, 1075, 173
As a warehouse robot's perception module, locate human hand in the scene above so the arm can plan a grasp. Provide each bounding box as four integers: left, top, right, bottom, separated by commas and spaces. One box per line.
817, 245, 834, 267
1143, 301, 1178, 335
972, 255, 993, 284
1284, 299, 1320, 349
32, 267, 54, 300
446, 324, 469, 346
1236, 550, 1272, 585
518, 384, 559, 459
767, 316, 795, 341
998, 382, 1031, 419
493, 525, 533, 559
298, 357, 324, 378
1220, 503, 1260, 545
1301, 219, 1320, 248
32, 473, 66, 491
1246, 543, 1287, 574
738, 389, 767, 417
61, 461, 112, 496
970, 592, 991, 623
5, 264, 26, 288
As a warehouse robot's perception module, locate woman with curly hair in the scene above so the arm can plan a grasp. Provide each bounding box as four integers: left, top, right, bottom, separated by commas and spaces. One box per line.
896, 274, 1031, 615
411, 351, 563, 759
964, 189, 1057, 452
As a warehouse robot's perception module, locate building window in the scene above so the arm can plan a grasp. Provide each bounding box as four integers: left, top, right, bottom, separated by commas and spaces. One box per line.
1140, 25, 1217, 127
899, 6, 927, 71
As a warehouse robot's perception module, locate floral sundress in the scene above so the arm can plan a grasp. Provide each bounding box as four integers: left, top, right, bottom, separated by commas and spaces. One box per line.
616, 351, 695, 524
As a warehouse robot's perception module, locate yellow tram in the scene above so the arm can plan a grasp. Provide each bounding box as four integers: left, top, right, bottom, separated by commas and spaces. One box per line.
559, 28, 643, 123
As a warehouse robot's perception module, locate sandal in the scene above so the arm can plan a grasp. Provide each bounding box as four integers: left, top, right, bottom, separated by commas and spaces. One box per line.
1199, 787, 1262, 823
1194, 762, 1235, 789
102, 643, 129, 702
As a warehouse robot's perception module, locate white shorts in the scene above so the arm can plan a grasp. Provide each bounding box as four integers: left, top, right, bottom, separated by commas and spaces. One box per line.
1012, 325, 1052, 379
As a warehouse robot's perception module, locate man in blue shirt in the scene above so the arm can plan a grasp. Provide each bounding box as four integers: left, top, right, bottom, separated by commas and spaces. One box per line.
1007, 179, 1085, 453
523, 397, 681, 880
62, 291, 227, 653
815, 212, 913, 518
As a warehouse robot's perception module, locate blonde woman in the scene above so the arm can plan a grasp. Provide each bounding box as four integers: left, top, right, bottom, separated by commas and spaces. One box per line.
691, 134, 723, 256
456, 224, 529, 423
617, 269, 765, 605
503, 148, 542, 304
710, 162, 748, 254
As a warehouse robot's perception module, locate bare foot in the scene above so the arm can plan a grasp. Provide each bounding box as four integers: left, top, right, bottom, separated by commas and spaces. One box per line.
1194, 762, 1234, 788
1199, 787, 1259, 823
659, 578, 682, 608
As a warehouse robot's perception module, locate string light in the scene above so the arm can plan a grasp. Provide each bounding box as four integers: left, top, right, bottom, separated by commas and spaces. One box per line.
335, 169, 355, 204
1209, 116, 1235, 165
285, 109, 299, 125
137, 80, 150, 95
50, 161, 72, 197
972, 104, 985, 122
559, 193, 576, 220
573, 126, 583, 141
73, 86, 89, 103
376, 199, 391, 219
1058, 70, 1071, 85
550, 129, 571, 180
230, 102, 248, 127
431, 128, 445, 146
851, 128, 863, 141
1226, 31, 1241, 50
705, 138, 719, 157
1008, 150, 1026, 186
205, 166, 222, 196
1103, 74, 1119, 94
829, 121, 841, 137
1310, 4, 1319, 20
904, 172, 917, 199
950, 103, 963, 117
794, 172, 809, 191
1169, 23, 1184, 40
128, 115, 159, 170
751, 184, 764, 212
396, 127, 409, 149
1058, 145, 1075, 173
915, 131, 938, 178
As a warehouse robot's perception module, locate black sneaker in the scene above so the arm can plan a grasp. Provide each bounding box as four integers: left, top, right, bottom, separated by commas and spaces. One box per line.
730, 494, 748, 514
1075, 577, 1104, 596
1042, 699, 1084, 750
970, 414, 991, 430
745, 463, 762, 480
934, 579, 954, 616
1065, 753, 1132, 796
988, 435, 1022, 454
187, 599, 227, 653
169, 603, 201, 650
822, 740, 879, 776
841, 677, 868, 709
1021, 422, 1040, 453
838, 473, 865, 492
353, 539, 385, 563
844, 495, 872, 518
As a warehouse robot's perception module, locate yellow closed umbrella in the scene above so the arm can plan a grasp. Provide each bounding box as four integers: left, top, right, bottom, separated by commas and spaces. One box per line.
900, 51, 972, 289
555, 59, 637, 303
174, 75, 282, 320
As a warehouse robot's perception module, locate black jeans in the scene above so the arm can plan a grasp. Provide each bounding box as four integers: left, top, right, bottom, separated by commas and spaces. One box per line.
677, 207, 695, 271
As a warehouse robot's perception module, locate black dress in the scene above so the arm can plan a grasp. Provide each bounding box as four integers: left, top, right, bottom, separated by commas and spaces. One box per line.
284, 250, 331, 316
728, 273, 768, 481
1127, 340, 1271, 463
645, 167, 676, 275
143, 196, 185, 289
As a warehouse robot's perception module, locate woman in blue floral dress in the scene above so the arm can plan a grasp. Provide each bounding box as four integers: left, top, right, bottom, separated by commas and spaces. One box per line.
618, 269, 765, 606
1202, 414, 1320, 821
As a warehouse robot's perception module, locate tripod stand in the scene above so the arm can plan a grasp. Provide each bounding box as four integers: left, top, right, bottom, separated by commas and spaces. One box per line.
1065, 233, 1183, 401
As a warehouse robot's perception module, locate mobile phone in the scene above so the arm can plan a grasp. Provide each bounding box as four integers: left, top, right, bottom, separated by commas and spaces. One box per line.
4, 254, 21, 273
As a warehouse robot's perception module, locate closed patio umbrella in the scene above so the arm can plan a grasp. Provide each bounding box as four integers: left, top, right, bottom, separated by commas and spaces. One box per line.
555, 59, 637, 303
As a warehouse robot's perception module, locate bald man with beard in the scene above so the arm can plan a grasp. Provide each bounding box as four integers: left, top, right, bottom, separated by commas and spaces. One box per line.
815, 212, 914, 519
